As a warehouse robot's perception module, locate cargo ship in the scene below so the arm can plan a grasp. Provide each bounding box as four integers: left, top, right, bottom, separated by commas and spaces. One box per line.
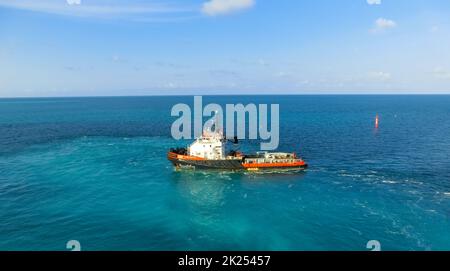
167, 132, 307, 171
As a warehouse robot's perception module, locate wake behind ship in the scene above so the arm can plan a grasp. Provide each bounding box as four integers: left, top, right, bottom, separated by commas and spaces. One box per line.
167, 132, 307, 171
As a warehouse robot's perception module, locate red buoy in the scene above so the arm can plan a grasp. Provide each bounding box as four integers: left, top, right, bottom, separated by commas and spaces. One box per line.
375, 114, 379, 128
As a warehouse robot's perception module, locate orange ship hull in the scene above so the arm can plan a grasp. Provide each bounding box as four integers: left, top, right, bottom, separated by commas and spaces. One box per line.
168, 152, 308, 170
242, 161, 307, 169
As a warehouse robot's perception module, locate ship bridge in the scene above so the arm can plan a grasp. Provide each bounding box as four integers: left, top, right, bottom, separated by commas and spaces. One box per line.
188, 134, 225, 160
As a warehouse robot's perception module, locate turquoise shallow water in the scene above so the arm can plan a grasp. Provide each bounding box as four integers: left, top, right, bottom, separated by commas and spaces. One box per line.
0, 95, 450, 250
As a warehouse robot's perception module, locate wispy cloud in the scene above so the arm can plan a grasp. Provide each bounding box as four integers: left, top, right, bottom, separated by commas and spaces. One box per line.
0, 0, 194, 20
430, 25, 439, 33
432, 67, 450, 79
371, 17, 397, 33
368, 71, 392, 81
230, 58, 269, 67
202, 0, 255, 16
111, 55, 128, 63
367, 0, 381, 5
66, 0, 81, 5
208, 69, 241, 78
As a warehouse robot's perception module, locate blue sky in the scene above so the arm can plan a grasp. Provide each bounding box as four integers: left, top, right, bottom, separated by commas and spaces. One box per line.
1, 0, 450, 97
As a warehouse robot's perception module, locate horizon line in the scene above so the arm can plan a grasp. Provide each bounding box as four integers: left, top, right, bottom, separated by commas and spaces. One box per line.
2, 93, 450, 99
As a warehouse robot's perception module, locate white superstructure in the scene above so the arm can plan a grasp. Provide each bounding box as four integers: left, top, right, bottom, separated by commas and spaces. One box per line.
188, 133, 225, 160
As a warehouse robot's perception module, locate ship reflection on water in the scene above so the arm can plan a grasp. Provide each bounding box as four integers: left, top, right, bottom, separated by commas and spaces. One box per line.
171, 171, 242, 214
168, 169, 308, 248
170, 169, 308, 208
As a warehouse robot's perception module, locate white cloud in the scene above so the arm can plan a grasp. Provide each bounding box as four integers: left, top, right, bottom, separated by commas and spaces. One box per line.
430, 25, 439, 33
0, 0, 192, 20
433, 67, 450, 79
257, 58, 268, 66
376, 18, 396, 28
275, 71, 289, 77
230, 58, 268, 66
371, 18, 397, 33
112, 55, 122, 63
202, 0, 255, 16
164, 82, 178, 89
368, 71, 392, 81
66, 0, 81, 6
367, 0, 381, 5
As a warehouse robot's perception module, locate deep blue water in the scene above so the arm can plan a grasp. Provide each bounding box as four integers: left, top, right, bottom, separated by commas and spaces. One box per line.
0, 95, 449, 251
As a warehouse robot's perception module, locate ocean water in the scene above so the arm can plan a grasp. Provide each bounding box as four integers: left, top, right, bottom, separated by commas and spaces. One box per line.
0, 95, 449, 251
